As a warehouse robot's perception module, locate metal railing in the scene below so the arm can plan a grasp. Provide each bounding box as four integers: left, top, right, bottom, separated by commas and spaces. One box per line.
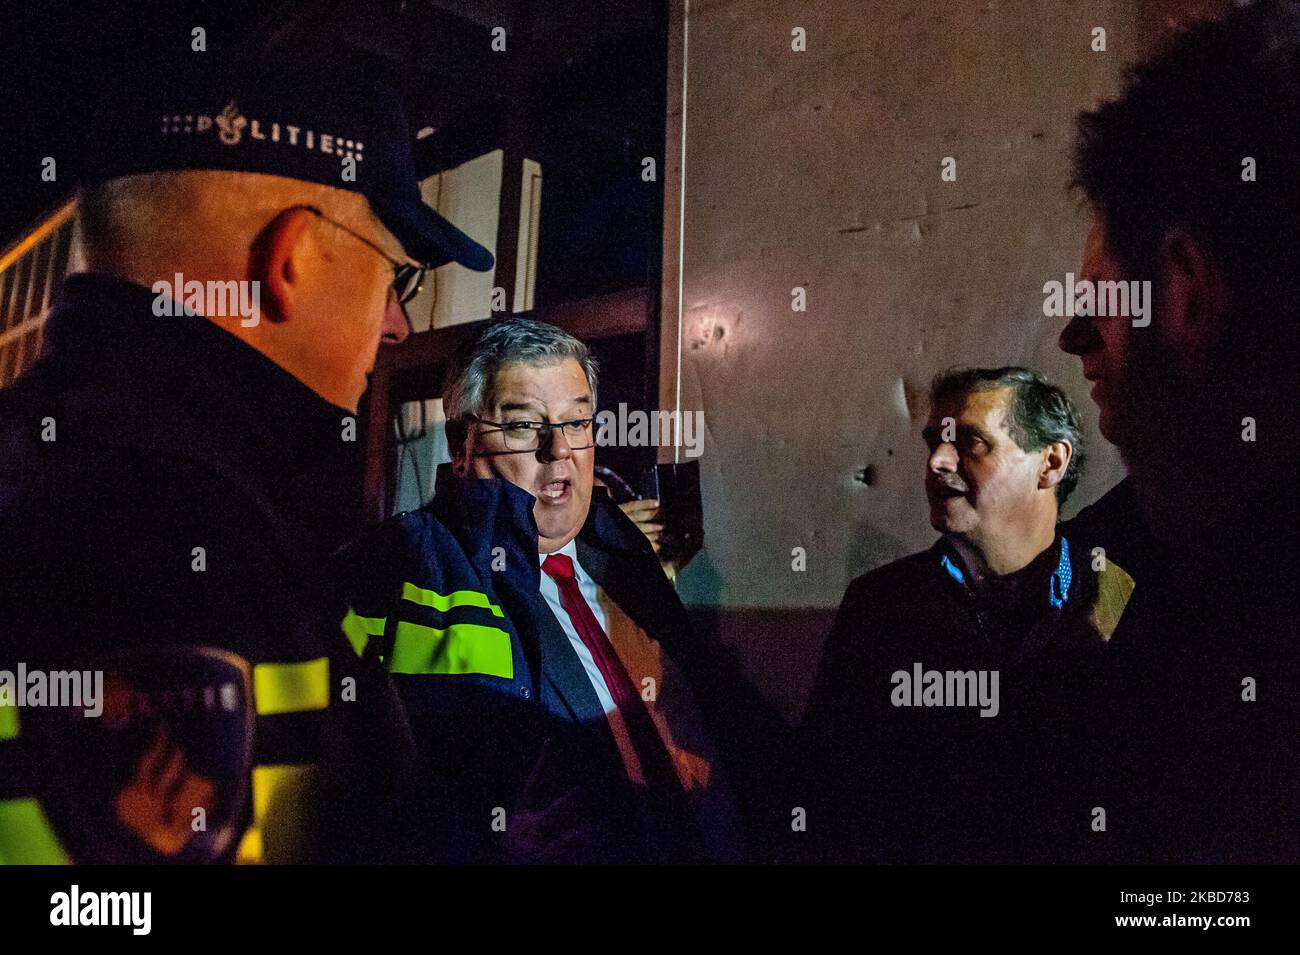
0, 200, 80, 389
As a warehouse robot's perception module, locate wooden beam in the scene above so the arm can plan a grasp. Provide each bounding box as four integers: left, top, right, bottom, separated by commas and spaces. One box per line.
491, 6, 533, 314
381, 286, 648, 375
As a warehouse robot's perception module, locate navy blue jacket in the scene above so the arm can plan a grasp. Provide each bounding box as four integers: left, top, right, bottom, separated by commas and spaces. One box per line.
336, 465, 742, 863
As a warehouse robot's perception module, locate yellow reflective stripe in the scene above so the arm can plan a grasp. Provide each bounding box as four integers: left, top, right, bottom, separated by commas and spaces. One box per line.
341, 608, 387, 657
252, 764, 316, 821
253, 658, 329, 715
235, 827, 262, 865
390, 620, 514, 678
0, 698, 17, 741
401, 581, 505, 618
0, 798, 70, 864
238, 763, 318, 865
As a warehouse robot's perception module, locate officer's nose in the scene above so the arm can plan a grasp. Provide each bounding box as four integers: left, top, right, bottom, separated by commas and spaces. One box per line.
381, 289, 410, 346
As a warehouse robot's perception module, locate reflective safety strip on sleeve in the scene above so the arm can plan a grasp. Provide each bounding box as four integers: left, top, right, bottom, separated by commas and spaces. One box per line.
389, 620, 514, 679
0, 702, 65, 865
236, 763, 319, 865
401, 581, 506, 617
235, 826, 263, 864
340, 608, 387, 658
0, 698, 17, 741
253, 658, 330, 715
0, 798, 70, 864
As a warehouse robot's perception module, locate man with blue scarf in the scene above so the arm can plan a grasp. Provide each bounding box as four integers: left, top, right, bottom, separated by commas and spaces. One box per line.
801, 367, 1132, 863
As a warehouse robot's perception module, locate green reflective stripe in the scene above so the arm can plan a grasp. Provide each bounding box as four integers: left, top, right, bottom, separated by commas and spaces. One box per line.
390, 620, 514, 678
401, 581, 505, 618
0, 700, 17, 741
341, 609, 387, 658
0, 798, 69, 864
253, 658, 329, 715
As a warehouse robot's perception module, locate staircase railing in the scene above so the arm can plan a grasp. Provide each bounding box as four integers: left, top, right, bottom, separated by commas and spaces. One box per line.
0, 199, 79, 388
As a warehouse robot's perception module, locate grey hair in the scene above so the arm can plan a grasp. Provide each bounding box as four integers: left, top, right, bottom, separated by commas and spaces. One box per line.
930, 366, 1084, 505
78, 170, 375, 269
443, 317, 599, 459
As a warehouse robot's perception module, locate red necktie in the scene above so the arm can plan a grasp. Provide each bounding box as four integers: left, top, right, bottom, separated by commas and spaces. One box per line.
540, 548, 702, 862
541, 553, 681, 791
542, 553, 639, 706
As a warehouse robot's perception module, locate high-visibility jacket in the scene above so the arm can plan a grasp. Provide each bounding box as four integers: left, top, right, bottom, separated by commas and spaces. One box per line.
0, 273, 410, 864
335, 465, 746, 863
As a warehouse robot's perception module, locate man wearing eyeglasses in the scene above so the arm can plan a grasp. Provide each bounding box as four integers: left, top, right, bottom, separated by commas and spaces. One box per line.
0, 62, 491, 864
336, 317, 745, 863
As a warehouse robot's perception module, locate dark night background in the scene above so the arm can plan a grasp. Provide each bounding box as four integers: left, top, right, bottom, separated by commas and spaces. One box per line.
0, 1, 273, 243
0, 0, 668, 306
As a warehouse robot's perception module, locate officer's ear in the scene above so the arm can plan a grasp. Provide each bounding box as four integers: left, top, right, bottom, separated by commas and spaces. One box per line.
1154, 226, 1228, 375
250, 208, 317, 325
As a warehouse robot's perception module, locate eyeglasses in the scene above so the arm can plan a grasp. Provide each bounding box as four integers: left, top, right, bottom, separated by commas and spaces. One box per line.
283, 204, 429, 307
472, 415, 596, 452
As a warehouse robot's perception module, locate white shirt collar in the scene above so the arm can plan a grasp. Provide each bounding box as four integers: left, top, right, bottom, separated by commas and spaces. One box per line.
538, 538, 586, 581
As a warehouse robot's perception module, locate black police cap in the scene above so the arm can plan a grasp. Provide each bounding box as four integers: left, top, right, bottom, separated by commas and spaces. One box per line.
81, 62, 494, 272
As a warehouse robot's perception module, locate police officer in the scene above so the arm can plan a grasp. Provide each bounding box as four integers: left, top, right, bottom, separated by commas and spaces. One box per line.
0, 61, 492, 863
